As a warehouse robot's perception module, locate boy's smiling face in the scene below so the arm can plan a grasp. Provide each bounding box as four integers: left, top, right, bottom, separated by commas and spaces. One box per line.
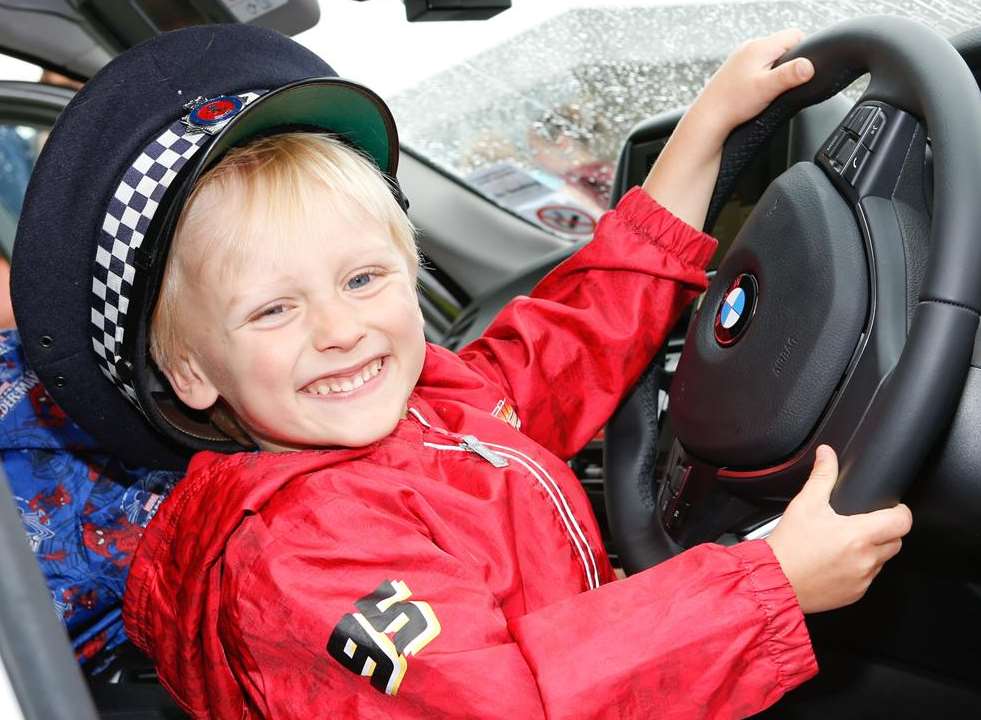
168, 196, 426, 452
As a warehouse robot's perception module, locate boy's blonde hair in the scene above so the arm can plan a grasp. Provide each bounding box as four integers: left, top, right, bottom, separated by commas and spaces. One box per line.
150, 132, 417, 376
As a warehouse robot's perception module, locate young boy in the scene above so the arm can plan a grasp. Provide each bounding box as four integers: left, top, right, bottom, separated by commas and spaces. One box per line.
12, 23, 912, 720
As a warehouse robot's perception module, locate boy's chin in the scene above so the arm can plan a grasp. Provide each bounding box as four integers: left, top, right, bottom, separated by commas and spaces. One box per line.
253, 410, 404, 452
326, 419, 399, 448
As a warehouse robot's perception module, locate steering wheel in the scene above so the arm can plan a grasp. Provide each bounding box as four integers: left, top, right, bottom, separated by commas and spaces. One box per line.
604, 16, 981, 575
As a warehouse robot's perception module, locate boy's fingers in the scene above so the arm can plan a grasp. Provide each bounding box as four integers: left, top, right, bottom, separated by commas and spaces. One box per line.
756, 29, 811, 91
876, 538, 903, 563
800, 445, 839, 501
758, 28, 806, 61
771, 57, 814, 90
761, 28, 805, 52
793, 57, 815, 81
858, 503, 914, 544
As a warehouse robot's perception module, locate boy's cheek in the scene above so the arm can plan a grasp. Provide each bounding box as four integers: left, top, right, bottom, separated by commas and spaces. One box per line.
242, 349, 291, 384
380, 286, 426, 332
395, 291, 425, 329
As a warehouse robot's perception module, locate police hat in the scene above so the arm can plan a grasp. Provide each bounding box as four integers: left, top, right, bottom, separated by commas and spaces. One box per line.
11, 24, 405, 469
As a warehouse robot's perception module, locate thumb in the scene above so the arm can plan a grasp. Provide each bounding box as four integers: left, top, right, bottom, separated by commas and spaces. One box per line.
772, 57, 814, 93
800, 444, 839, 502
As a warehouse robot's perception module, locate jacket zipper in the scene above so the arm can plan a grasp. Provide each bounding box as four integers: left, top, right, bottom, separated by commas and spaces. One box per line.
420, 439, 508, 466
459, 435, 509, 468
419, 433, 509, 468
409, 407, 599, 590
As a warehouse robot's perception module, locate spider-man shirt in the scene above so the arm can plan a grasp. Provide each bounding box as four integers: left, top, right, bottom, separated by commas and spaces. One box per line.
0, 330, 179, 674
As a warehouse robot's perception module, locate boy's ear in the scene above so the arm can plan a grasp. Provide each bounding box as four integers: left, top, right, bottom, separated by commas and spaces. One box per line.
161, 352, 220, 411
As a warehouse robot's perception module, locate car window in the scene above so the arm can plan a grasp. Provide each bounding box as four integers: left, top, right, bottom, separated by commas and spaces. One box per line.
0, 53, 41, 82
0, 53, 45, 258
0, 123, 42, 259
299, 0, 980, 240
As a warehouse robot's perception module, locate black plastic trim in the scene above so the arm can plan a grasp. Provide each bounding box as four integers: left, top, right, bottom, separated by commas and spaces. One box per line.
832, 300, 978, 514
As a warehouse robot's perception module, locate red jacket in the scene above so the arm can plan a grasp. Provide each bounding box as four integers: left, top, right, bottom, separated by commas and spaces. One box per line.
123, 187, 817, 719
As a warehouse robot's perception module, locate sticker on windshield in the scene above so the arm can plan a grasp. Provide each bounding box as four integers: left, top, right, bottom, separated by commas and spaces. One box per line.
466, 161, 598, 239
536, 205, 596, 236
219, 0, 288, 22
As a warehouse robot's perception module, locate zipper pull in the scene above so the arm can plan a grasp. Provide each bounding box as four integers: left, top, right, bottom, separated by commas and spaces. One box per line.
459, 435, 509, 468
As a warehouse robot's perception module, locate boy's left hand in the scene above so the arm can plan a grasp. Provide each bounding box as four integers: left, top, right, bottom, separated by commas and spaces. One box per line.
689, 29, 814, 144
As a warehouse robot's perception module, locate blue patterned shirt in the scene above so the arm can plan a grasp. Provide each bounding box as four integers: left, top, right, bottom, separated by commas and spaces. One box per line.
0, 329, 179, 673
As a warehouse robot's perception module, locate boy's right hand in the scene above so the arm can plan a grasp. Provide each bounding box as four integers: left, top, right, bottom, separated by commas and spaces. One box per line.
642, 29, 813, 231
765, 445, 913, 614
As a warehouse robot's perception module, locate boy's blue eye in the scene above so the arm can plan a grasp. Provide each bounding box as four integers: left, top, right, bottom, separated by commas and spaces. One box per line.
347, 272, 373, 290
253, 304, 288, 321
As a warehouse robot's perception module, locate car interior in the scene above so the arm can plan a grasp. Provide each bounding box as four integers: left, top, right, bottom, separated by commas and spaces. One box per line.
3, 1, 981, 719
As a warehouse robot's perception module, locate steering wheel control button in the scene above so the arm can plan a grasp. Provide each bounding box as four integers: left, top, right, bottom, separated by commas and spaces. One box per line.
825, 105, 887, 180
658, 464, 692, 531
714, 274, 758, 346
862, 110, 887, 150
845, 106, 874, 133
666, 501, 690, 531
833, 136, 858, 167
824, 129, 847, 161
843, 144, 871, 185
668, 464, 691, 495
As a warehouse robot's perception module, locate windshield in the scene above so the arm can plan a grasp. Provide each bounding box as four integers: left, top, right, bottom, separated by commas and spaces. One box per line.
302, 0, 977, 237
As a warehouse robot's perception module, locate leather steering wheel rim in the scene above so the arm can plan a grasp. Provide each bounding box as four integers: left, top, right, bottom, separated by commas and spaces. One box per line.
605, 16, 981, 575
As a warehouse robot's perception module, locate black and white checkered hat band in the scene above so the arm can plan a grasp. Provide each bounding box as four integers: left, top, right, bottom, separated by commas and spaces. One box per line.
90, 91, 261, 408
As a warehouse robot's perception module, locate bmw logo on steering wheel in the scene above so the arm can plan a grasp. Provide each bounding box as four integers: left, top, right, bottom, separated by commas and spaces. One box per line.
714, 273, 758, 347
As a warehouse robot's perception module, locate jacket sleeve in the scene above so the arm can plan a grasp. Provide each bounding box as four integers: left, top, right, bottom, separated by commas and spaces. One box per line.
457, 187, 717, 460
219, 495, 816, 720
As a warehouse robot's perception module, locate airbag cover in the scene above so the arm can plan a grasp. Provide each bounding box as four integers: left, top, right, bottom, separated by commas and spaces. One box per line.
671, 162, 869, 469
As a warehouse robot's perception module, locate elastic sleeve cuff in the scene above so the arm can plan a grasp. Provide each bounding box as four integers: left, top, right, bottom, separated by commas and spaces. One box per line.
729, 539, 820, 689
611, 186, 718, 269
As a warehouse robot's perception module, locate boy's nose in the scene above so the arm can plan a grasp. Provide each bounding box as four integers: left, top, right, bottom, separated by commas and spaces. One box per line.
310, 305, 367, 352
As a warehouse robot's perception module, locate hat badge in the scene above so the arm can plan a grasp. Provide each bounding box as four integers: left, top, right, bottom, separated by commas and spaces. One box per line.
180, 94, 245, 135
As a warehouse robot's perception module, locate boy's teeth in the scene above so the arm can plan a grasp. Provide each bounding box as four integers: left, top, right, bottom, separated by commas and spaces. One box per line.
304, 357, 385, 395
